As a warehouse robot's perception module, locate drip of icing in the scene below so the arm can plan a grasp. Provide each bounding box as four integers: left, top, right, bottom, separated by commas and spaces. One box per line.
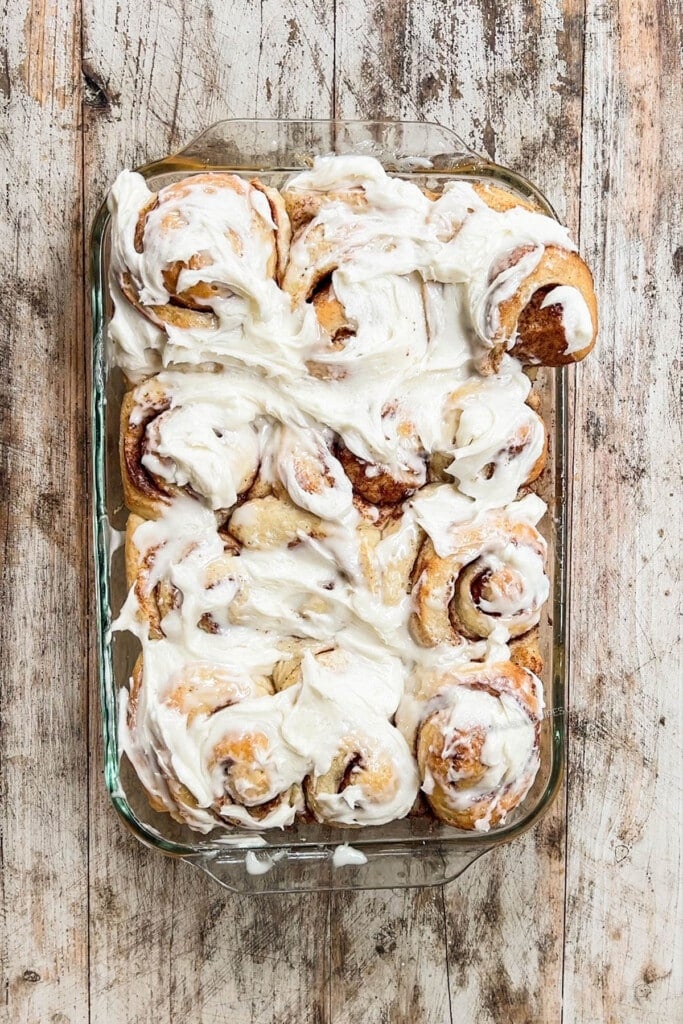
332, 844, 368, 867
245, 850, 286, 875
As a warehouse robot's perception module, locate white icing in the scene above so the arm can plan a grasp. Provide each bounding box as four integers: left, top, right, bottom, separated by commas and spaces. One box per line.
444, 373, 545, 506
142, 402, 260, 510
474, 545, 549, 620
411, 485, 546, 559
421, 672, 544, 831
332, 844, 368, 867
540, 285, 593, 354
274, 424, 354, 520
108, 155, 569, 834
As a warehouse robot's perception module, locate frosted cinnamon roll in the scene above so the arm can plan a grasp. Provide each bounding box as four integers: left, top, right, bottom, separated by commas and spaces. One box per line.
110, 170, 289, 332
410, 494, 549, 647
432, 181, 598, 369
204, 691, 306, 828
120, 375, 261, 519
333, 401, 427, 506
415, 660, 543, 831
283, 161, 432, 381
337, 439, 426, 506
123, 510, 240, 640
121, 500, 351, 645
278, 648, 418, 826
304, 724, 419, 826
122, 652, 306, 830
272, 423, 355, 521
437, 375, 546, 504
282, 169, 376, 307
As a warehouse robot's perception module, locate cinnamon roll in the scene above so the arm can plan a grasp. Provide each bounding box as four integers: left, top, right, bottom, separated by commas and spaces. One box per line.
415, 660, 543, 830
304, 724, 419, 826
336, 421, 427, 506
410, 497, 549, 647
122, 650, 306, 831
278, 648, 419, 826
123, 509, 240, 640
272, 423, 354, 520
431, 180, 598, 369
111, 170, 289, 332
333, 402, 427, 508
120, 374, 261, 519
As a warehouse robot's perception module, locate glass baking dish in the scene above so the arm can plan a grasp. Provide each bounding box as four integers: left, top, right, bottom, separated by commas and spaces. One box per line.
90, 119, 568, 893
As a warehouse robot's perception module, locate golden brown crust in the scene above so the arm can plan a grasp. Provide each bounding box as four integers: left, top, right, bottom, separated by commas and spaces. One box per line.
337, 442, 424, 505
512, 264, 598, 365
416, 661, 541, 829
227, 494, 325, 550
311, 282, 351, 338
283, 187, 367, 234
509, 627, 544, 676
251, 178, 292, 282
410, 517, 547, 651
472, 181, 540, 214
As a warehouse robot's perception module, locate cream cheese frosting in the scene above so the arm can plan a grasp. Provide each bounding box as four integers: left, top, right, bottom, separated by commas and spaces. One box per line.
109, 155, 565, 834
540, 285, 594, 354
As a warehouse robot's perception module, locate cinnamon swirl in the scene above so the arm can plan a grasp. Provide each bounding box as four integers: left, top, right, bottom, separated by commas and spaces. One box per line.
410, 491, 549, 647
414, 660, 543, 830
122, 649, 306, 831
120, 374, 261, 519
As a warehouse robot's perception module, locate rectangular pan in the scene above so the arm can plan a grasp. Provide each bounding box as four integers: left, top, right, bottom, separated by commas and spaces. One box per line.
90, 119, 568, 893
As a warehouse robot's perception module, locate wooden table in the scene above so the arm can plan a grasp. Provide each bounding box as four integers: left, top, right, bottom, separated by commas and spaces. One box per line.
2, 2, 680, 1021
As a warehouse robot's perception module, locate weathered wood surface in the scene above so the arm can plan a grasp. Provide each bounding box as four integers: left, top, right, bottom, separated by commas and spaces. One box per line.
1, 1, 680, 1023
0, 2, 90, 1024
564, 0, 682, 1020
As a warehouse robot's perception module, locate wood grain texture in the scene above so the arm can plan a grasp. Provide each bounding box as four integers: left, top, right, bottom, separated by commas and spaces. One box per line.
335, 2, 582, 1020
0, 2, 89, 1023
1, 0, 680, 1021
564, 0, 683, 1020
329, 887, 451, 1024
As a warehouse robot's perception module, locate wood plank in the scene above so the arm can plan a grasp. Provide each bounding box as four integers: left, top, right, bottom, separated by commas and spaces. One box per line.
0, 2, 89, 1023
81, 2, 336, 1022
91, 857, 331, 1024
563, 0, 682, 1019
329, 887, 452, 1024
334, 2, 584, 1021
